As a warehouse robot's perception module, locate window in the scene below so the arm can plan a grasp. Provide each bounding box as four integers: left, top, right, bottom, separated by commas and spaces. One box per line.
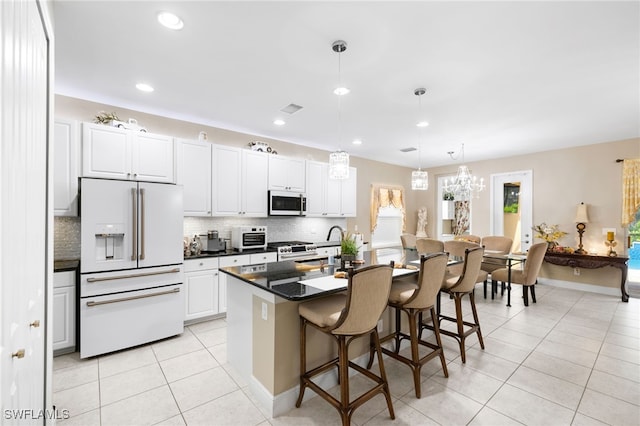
371, 206, 403, 248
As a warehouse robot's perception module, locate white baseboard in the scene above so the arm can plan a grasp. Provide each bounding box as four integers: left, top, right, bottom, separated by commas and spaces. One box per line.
537, 278, 622, 298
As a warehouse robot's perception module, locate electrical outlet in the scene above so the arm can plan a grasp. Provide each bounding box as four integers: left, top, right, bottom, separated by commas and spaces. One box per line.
377, 320, 383, 332
574, 267, 580, 276
310, 228, 316, 234
261, 302, 268, 320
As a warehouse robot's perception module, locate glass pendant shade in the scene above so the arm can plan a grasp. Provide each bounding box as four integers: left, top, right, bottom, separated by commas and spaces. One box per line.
329, 150, 350, 179
411, 169, 428, 190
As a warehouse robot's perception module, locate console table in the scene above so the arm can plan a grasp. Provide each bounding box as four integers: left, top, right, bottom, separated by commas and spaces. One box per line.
543, 252, 629, 302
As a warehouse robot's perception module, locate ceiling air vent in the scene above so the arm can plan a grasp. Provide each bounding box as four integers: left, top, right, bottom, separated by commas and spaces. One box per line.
280, 104, 303, 114
400, 147, 417, 153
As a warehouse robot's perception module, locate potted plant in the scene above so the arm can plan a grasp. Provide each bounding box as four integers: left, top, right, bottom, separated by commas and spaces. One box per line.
340, 231, 358, 269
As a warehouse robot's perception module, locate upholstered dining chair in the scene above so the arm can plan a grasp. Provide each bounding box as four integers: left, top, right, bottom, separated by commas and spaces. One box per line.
491, 242, 547, 306
367, 252, 449, 398
295, 264, 395, 426
422, 246, 485, 363
415, 238, 445, 255
480, 236, 513, 298
400, 233, 417, 250
443, 240, 488, 289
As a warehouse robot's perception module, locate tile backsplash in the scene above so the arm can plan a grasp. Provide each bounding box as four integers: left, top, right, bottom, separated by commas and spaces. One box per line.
54, 216, 348, 260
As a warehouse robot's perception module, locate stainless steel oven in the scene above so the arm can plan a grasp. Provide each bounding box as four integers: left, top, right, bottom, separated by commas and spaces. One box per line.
268, 191, 306, 216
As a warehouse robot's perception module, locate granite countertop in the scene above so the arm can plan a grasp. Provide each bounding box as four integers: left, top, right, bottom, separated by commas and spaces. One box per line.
54, 259, 79, 272
184, 247, 278, 260
220, 248, 419, 301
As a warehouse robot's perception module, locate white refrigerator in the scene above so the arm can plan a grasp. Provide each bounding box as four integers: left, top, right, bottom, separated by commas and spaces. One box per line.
80, 177, 184, 358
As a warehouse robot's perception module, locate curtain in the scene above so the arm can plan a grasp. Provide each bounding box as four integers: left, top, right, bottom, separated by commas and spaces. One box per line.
370, 184, 406, 232
453, 200, 470, 235
622, 159, 640, 226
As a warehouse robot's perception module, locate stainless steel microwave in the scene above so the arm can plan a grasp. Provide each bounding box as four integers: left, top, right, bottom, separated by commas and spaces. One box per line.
268, 191, 306, 216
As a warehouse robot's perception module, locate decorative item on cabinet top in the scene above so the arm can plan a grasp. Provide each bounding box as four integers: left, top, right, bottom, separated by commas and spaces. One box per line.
93, 111, 147, 132
248, 141, 277, 154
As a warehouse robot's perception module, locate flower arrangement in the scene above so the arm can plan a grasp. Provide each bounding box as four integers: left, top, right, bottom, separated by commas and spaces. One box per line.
532, 223, 567, 245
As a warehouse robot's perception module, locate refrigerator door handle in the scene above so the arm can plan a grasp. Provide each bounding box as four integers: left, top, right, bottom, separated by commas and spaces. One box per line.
131, 187, 138, 261
140, 187, 146, 260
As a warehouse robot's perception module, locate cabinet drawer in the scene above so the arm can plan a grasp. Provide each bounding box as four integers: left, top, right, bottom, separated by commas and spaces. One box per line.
184, 257, 219, 272
219, 254, 251, 268
250, 252, 277, 264
317, 246, 339, 257
54, 270, 75, 288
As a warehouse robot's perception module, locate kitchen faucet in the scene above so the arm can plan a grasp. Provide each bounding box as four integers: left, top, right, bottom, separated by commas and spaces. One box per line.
326, 225, 344, 241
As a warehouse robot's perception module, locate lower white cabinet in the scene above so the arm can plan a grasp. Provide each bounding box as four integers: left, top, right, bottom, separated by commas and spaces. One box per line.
184, 258, 220, 321
53, 271, 76, 354
218, 252, 277, 313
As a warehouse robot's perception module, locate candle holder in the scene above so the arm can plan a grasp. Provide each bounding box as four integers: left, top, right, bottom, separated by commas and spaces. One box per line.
604, 234, 617, 257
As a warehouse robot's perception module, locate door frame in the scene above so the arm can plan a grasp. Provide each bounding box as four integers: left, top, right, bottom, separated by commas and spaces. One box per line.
490, 170, 533, 252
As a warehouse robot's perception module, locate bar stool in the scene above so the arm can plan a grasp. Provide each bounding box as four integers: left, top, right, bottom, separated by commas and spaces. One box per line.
295, 264, 395, 426
368, 252, 449, 398
422, 246, 485, 363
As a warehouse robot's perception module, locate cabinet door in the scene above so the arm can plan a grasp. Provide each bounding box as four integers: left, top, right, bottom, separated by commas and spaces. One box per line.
268, 156, 305, 192
212, 145, 242, 216
241, 150, 268, 217
53, 119, 79, 216
133, 132, 175, 183
82, 122, 131, 179
184, 270, 219, 321
52, 285, 76, 352
305, 161, 326, 217
340, 167, 357, 217
177, 139, 212, 216
325, 168, 343, 217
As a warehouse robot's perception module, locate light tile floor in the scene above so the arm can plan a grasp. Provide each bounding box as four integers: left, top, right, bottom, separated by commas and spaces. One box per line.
53, 284, 640, 425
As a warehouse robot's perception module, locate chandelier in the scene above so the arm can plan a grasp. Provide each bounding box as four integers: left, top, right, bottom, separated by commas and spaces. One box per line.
328, 40, 350, 180
442, 143, 485, 200
411, 88, 428, 190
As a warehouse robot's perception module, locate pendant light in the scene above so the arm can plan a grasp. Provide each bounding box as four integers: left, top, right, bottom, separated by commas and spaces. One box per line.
442, 143, 485, 200
329, 40, 349, 180
411, 87, 428, 190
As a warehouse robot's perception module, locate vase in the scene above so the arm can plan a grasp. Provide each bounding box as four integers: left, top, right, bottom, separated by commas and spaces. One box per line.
547, 242, 558, 252
340, 254, 357, 270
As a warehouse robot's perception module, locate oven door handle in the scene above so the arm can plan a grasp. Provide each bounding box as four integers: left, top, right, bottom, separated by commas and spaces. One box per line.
86, 268, 181, 282
86, 287, 180, 307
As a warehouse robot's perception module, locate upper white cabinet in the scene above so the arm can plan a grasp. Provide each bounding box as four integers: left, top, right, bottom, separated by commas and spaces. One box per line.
53, 119, 79, 216
177, 139, 212, 216
212, 145, 268, 217
305, 161, 357, 217
82, 122, 175, 183
268, 155, 305, 192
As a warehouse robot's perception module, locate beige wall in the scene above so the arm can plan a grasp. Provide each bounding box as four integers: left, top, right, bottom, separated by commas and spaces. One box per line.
56, 95, 639, 286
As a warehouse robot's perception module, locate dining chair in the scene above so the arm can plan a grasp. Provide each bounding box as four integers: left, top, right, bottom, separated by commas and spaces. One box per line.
295, 264, 395, 426
415, 238, 445, 255
367, 252, 449, 398
480, 236, 513, 298
422, 246, 485, 363
400, 233, 417, 250
491, 242, 547, 306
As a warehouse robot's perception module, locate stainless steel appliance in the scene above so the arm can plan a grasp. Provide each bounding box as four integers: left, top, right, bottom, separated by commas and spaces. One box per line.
268, 241, 319, 261
199, 230, 226, 253
79, 178, 184, 358
268, 190, 306, 216
231, 226, 267, 251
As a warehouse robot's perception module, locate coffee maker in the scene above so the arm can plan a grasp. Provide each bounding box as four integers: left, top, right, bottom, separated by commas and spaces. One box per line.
199, 230, 226, 253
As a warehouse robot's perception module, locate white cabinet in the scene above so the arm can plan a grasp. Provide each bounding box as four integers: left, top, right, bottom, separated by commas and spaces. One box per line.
218, 252, 276, 313
53, 270, 76, 354
184, 258, 219, 321
82, 122, 175, 183
177, 139, 212, 216
305, 161, 357, 217
212, 146, 268, 217
268, 155, 305, 192
53, 119, 79, 216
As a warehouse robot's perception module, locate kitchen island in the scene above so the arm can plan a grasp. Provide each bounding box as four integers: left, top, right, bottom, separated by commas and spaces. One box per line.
220, 248, 419, 417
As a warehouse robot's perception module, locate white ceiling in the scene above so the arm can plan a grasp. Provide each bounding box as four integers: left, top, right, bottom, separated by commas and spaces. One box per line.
53, 1, 639, 169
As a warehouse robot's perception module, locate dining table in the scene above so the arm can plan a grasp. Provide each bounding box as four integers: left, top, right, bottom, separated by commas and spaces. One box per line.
482, 252, 528, 306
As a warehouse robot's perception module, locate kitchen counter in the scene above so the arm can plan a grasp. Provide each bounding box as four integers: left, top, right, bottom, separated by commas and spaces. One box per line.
184, 247, 276, 260
220, 248, 420, 301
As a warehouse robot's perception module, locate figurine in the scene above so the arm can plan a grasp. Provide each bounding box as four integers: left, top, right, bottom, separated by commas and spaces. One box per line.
416, 207, 428, 237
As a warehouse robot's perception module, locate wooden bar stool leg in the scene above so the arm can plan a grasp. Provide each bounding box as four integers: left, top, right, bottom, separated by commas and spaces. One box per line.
469, 292, 485, 349
372, 329, 395, 420
337, 336, 350, 426
407, 310, 422, 398
454, 294, 467, 363
430, 306, 448, 378
295, 317, 307, 408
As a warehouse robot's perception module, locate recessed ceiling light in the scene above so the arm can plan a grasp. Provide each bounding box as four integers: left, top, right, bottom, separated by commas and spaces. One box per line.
416, 121, 429, 128
136, 83, 154, 92
352, 139, 362, 145
273, 119, 285, 126
157, 11, 184, 30
333, 87, 350, 96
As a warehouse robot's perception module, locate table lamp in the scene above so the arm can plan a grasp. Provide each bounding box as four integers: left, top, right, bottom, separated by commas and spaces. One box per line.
574, 202, 589, 254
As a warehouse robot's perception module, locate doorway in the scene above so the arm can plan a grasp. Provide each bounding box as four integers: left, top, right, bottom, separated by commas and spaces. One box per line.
490, 171, 533, 253
627, 210, 640, 298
